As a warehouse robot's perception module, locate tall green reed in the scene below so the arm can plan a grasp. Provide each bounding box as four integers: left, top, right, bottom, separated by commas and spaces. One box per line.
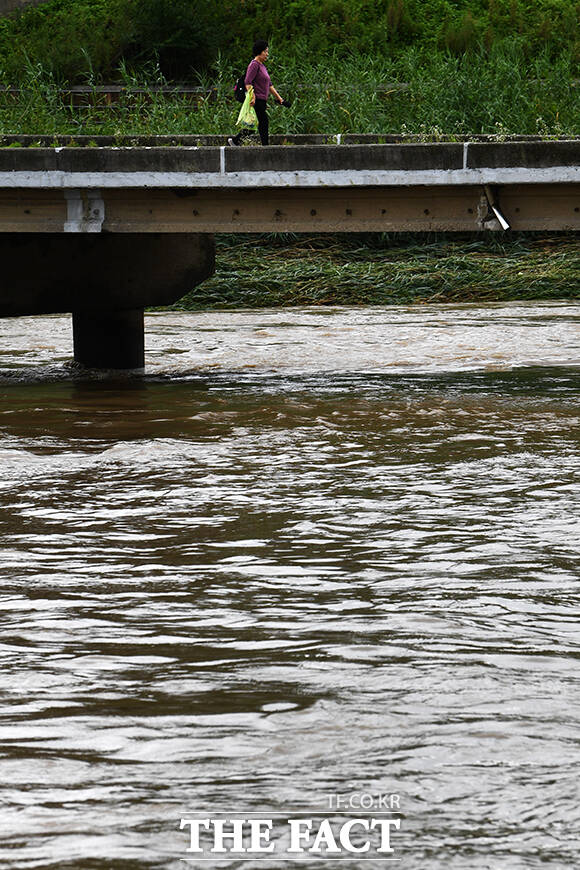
0, 43, 577, 137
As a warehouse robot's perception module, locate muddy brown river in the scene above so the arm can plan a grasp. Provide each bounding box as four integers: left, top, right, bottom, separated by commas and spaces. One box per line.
0, 302, 578, 868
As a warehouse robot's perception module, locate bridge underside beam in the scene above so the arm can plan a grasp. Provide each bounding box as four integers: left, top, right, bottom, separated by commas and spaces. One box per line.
0, 183, 577, 233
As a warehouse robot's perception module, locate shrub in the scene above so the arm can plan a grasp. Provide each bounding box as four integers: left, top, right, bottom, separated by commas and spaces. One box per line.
0, 0, 576, 85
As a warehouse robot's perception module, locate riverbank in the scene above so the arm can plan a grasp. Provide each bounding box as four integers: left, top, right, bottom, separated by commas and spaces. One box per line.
0, 50, 576, 138
167, 233, 580, 310
0, 2, 576, 139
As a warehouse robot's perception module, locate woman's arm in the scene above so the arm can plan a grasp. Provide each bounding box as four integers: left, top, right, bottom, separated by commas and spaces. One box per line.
269, 84, 283, 104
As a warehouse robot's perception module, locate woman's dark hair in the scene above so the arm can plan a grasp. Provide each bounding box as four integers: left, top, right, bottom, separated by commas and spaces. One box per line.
253, 40, 268, 56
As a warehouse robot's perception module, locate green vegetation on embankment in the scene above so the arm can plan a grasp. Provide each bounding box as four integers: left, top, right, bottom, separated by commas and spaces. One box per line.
0, 0, 578, 136
0, 0, 578, 81
167, 234, 580, 310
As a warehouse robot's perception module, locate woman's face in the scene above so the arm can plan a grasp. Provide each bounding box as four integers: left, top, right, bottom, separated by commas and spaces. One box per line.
257, 46, 269, 62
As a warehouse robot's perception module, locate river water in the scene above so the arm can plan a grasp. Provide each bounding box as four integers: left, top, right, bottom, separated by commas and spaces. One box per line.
0, 302, 579, 869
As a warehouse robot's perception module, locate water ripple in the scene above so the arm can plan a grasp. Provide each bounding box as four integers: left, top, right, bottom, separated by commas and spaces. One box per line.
0, 304, 578, 868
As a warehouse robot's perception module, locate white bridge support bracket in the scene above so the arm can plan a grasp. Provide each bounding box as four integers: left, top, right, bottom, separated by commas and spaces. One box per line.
483, 184, 511, 231
64, 189, 105, 232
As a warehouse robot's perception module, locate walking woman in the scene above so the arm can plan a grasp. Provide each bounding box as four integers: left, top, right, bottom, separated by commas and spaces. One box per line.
228, 40, 285, 146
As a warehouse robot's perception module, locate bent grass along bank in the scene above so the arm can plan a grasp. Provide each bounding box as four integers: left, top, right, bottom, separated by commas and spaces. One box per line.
167, 233, 580, 310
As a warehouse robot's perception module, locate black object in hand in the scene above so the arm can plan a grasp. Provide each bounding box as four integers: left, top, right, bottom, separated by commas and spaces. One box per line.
281, 98, 292, 107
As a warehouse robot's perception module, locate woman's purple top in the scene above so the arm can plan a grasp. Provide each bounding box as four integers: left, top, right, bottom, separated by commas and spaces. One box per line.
245, 59, 271, 101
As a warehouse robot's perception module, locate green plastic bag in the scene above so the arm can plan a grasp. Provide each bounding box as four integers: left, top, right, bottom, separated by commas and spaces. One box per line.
236, 86, 258, 131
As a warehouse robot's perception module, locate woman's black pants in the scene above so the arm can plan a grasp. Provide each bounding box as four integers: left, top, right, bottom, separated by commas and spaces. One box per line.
232, 98, 269, 145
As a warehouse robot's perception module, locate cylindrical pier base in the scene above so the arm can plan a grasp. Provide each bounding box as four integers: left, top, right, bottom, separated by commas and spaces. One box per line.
73, 308, 145, 369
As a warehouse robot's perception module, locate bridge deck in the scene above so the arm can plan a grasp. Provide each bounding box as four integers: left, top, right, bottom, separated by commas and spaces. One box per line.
0, 139, 577, 232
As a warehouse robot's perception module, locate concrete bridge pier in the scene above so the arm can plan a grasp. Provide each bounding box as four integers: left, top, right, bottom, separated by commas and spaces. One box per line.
72, 308, 145, 369
0, 232, 215, 369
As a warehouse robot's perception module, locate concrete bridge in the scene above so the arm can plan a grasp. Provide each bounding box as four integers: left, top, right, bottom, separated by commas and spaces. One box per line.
0, 136, 578, 368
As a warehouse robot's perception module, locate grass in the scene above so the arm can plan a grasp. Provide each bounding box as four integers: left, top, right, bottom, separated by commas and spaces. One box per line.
167, 233, 580, 309
0, 43, 577, 137
1, 0, 578, 84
